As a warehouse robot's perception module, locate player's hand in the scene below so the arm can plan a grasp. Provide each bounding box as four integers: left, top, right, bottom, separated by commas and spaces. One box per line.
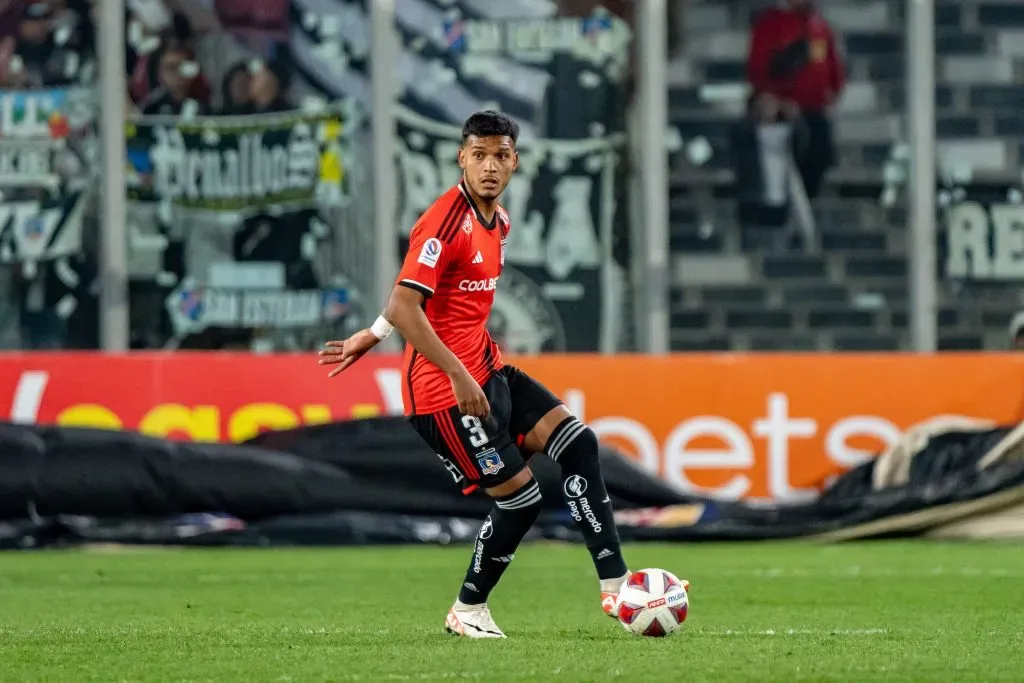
318, 329, 380, 378
450, 369, 489, 418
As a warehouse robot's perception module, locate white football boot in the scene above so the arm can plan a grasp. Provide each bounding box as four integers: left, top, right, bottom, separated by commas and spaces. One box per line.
600, 571, 632, 618
444, 600, 506, 638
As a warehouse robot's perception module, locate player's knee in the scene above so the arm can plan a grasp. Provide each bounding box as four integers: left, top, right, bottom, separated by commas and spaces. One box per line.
494, 475, 544, 521
545, 416, 598, 467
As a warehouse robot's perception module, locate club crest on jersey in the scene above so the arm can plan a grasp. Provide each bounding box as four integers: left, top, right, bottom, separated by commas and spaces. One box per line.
476, 448, 504, 476
418, 238, 442, 268
461, 213, 473, 234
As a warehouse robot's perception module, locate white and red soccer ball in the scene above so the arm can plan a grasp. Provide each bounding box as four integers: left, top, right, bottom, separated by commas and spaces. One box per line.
616, 568, 689, 637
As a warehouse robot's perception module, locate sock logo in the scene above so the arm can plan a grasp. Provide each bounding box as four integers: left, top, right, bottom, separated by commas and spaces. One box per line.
596, 548, 614, 560
473, 541, 484, 574
567, 496, 604, 534
564, 475, 588, 498
479, 516, 493, 540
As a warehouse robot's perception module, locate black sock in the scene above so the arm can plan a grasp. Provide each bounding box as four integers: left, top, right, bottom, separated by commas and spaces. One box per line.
457, 478, 542, 605
546, 416, 629, 580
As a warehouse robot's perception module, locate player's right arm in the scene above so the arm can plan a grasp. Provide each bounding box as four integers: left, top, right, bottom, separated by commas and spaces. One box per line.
384, 220, 489, 418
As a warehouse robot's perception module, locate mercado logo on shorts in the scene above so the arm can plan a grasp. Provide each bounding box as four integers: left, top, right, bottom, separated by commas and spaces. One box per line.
476, 448, 504, 476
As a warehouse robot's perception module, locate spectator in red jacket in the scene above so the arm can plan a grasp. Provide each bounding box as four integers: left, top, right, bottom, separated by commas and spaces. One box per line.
747, 0, 845, 198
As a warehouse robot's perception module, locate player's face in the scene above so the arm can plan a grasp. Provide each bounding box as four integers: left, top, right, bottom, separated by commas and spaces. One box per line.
458, 135, 518, 201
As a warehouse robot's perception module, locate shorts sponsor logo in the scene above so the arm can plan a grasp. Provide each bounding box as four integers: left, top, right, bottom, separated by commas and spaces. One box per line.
458, 277, 499, 292
477, 448, 504, 476
418, 238, 443, 267
479, 516, 494, 540
564, 475, 587, 498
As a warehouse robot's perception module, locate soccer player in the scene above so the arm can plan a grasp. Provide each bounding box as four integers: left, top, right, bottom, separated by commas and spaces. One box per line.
319, 111, 651, 639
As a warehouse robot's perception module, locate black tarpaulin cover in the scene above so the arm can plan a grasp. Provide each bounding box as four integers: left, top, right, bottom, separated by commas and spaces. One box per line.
0, 417, 1022, 548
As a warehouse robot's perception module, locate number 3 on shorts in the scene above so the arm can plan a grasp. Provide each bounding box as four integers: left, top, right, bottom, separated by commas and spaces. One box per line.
461, 415, 490, 448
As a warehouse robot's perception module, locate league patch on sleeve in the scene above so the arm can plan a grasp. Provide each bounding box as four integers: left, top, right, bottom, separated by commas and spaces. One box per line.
417, 238, 443, 268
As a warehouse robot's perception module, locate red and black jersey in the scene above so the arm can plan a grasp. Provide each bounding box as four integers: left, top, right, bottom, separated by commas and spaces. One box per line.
396, 182, 510, 416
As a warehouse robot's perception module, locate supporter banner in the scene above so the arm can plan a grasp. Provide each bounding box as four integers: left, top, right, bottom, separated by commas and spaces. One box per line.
0, 192, 87, 264
941, 182, 1024, 281
125, 109, 345, 213
2, 353, 1023, 502
123, 109, 356, 347
0, 87, 94, 264
165, 278, 353, 336
0, 87, 91, 142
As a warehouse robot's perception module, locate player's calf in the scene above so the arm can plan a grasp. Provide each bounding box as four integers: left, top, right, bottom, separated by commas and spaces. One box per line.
456, 475, 543, 607
546, 416, 630, 596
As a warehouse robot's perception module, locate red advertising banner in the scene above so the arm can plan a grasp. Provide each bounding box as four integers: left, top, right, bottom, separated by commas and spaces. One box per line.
0, 353, 400, 443
1, 352, 1022, 503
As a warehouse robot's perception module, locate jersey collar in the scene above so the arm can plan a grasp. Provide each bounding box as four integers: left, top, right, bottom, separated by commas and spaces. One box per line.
458, 181, 498, 230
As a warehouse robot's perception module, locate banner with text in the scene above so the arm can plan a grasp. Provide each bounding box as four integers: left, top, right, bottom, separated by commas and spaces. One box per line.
2, 353, 1024, 503
0, 87, 94, 264
123, 109, 355, 348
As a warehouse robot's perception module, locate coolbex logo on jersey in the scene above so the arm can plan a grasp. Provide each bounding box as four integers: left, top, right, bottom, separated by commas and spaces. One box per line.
417, 238, 442, 268
458, 277, 499, 292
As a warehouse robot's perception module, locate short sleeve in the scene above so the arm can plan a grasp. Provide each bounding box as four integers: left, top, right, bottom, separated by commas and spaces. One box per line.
396, 216, 463, 297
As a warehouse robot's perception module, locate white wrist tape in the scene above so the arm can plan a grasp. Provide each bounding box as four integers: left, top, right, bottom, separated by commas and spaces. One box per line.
370, 315, 394, 340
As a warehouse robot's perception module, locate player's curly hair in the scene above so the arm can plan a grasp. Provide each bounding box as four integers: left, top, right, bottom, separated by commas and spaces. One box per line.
461, 110, 520, 146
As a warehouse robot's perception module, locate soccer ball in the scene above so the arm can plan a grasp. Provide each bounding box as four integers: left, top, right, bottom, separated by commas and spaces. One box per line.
616, 568, 689, 637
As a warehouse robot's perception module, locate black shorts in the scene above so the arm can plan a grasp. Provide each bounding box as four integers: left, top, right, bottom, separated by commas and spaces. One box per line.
408, 365, 562, 494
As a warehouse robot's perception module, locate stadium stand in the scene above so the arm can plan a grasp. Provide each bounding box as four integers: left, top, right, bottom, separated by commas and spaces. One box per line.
667, 0, 1024, 351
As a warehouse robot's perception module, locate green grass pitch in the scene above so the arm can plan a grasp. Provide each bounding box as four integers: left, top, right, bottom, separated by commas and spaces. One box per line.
2, 541, 1023, 682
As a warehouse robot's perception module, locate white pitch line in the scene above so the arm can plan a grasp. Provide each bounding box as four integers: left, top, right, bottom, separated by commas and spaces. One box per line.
694, 628, 890, 637
711, 567, 1020, 578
